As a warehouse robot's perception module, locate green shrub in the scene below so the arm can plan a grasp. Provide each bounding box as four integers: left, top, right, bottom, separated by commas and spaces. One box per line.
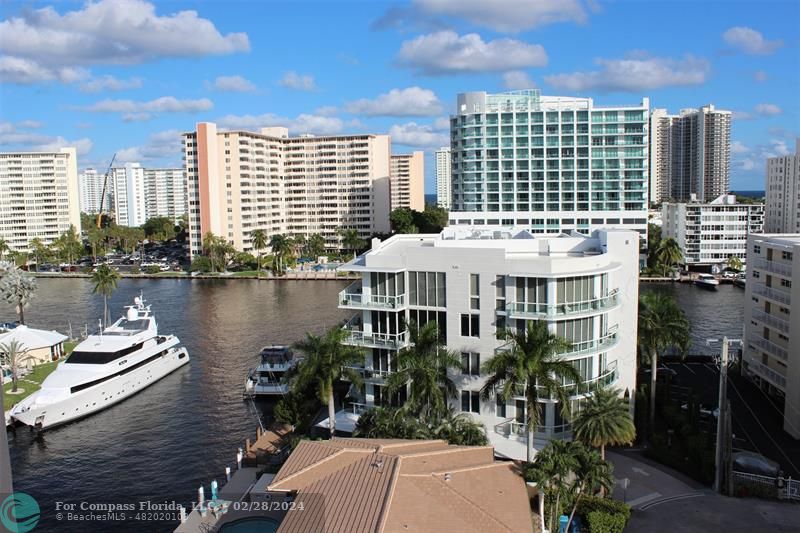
577, 495, 630, 525
130, 265, 141, 274
144, 265, 161, 274
587, 511, 626, 533
189, 255, 212, 273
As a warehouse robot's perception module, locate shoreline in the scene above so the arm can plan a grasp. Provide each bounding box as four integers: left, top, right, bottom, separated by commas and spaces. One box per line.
30, 272, 359, 281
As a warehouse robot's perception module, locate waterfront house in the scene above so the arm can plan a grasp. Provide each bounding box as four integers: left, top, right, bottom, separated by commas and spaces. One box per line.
0, 325, 68, 368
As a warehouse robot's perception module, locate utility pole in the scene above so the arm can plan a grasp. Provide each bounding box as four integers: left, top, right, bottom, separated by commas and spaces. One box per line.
714, 337, 729, 494
1, 387, 13, 495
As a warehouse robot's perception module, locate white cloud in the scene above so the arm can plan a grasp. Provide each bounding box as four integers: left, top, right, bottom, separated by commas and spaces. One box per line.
81, 96, 213, 114
278, 71, 316, 91
0, 121, 92, 155
731, 141, 750, 154
545, 54, 709, 92
315, 106, 338, 117
753, 70, 768, 82
755, 103, 782, 116
722, 27, 782, 55
116, 129, 182, 163
412, 0, 588, 32
433, 116, 451, 130
0, 0, 249, 84
732, 110, 753, 121
389, 122, 449, 148
503, 70, 536, 90
217, 113, 344, 135
211, 75, 256, 92
733, 139, 792, 179
346, 87, 443, 117
80, 75, 142, 93
397, 31, 547, 75
122, 113, 153, 122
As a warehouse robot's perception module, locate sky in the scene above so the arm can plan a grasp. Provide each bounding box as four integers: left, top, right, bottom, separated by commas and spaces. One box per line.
0, 0, 798, 194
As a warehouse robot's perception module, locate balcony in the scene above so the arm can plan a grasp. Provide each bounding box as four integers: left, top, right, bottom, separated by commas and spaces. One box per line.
753, 283, 791, 305
744, 356, 787, 389
751, 309, 790, 335
493, 419, 572, 440
342, 365, 392, 383
496, 326, 619, 359
338, 281, 406, 310
749, 333, 788, 361
753, 258, 792, 277
342, 318, 409, 350
505, 290, 619, 319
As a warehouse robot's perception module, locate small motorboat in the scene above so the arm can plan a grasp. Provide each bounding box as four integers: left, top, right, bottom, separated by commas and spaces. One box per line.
694, 273, 720, 290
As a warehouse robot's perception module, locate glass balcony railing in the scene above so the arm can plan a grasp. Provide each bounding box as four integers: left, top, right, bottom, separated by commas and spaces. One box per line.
342, 365, 392, 382
496, 326, 619, 359
505, 290, 619, 319
752, 283, 791, 305
753, 258, 792, 277
338, 281, 406, 310
341, 320, 409, 349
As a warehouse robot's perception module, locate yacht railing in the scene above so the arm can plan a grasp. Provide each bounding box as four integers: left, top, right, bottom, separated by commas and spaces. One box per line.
505, 289, 619, 319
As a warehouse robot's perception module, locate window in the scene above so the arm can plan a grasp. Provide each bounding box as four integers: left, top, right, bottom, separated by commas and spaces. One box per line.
781, 279, 792, 288
754, 244, 761, 254
496, 396, 507, 417
782, 251, 793, 261
461, 352, 480, 376
461, 314, 480, 337
753, 271, 760, 279
470, 273, 480, 310
408, 271, 446, 307
461, 390, 480, 413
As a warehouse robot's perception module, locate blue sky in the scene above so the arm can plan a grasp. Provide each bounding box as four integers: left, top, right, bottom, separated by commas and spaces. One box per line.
1, 0, 798, 193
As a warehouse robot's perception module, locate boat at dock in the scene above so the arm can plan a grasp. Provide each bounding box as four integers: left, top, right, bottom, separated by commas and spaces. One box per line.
10, 295, 189, 430
694, 274, 720, 290
243, 346, 296, 397
733, 273, 746, 288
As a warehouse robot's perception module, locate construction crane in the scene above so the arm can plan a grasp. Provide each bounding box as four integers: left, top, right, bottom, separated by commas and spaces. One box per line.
96, 153, 116, 229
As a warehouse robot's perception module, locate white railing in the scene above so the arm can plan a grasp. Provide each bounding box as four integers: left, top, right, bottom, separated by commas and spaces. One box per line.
751, 309, 790, 335
744, 356, 787, 388
493, 419, 572, 439
342, 365, 392, 381
349, 402, 369, 415
749, 333, 789, 361
495, 326, 619, 359
506, 289, 620, 319
753, 258, 792, 277
338, 281, 406, 309
732, 471, 800, 502
342, 328, 409, 350
752, 284, 791, 305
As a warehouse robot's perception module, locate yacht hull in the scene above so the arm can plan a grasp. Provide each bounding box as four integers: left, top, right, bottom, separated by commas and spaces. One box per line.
12, 347, 189, 430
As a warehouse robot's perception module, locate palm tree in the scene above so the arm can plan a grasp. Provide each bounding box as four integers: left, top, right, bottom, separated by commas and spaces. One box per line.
307, 234, 326, 259
0, 238, 8, 261
268, 234, 293, 275
0, 340, 34, 393
339, 228, 364, 260
92, 264, 120, 327
727, 255, 743, 272
0, 266, 37, 325
385, 321, 462, 419
638, 291, 691, 434
564, 443, 615, 531
525, 439, 580, 533
481, 321, 581, 462
250, 229, 267, 278
656, 237, 683, 277
572, 387, 636, 460
293, 327, 364, 437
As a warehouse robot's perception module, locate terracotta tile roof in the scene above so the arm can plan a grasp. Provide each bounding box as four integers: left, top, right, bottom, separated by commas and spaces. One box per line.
270, 439, 533, 533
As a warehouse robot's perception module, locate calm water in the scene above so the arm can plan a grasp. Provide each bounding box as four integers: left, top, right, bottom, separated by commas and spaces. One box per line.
2, 279, 744, 532
3, 278, 349, 533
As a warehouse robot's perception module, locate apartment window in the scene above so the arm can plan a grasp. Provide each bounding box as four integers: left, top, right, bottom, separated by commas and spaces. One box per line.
753, 271, 760, 279
461, 390, 480, 414
781, 279, 792, 288
470, 273, 480, 310
782, 251, 793, 261
754, 244, 761, 254
461, 314, 480, 337
461, 352, 480, 376
409, 271, 446, 307
496, 395, 507, 418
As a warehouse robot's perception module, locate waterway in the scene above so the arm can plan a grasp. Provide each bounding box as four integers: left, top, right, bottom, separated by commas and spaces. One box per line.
2, 278, 744, 532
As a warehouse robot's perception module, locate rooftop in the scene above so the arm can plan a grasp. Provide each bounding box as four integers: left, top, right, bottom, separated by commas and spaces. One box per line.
266, 439, 532, 533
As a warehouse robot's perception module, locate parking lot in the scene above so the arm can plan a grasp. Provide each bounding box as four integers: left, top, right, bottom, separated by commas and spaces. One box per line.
658, 359, 800, 478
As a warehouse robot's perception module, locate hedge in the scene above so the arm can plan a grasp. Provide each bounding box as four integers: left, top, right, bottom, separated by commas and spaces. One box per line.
587, 511, 627, 533
576, 495, 631, 525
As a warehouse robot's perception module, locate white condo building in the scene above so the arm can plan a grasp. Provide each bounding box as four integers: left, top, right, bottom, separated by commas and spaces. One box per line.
448, 90, 649, 240
78, 168, 113, 214
435, 147, 452, 210
335, 227, 640, 459
183, 122, 391, 257
662, 194, 763, 268
765, 139, 800, 233
649, 105, 732, 204
143, 168, 186, 223
743, 234, 800, 439
112, 163, 147, 227
0, 148, 80, 252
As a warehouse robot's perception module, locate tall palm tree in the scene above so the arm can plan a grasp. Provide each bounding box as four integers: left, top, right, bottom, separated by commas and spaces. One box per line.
307, 234, 326, 259
638, 291, 691, 434
250, 229, 268, 278
656, 237, 683, 277
0, 266, 37, 325
268, 234, 293, 276
525, 439, 579, 533
564, 443, 615, 531
92, 264, 120, 327
293, 327, 364, 437
386, 321, 462, 419
572, 387, 636, 460
481, 321, 581, 462
727, 255, 743, 272
0, 340, 33, 393
339, 228, 364, 260
0, 238, 8, 261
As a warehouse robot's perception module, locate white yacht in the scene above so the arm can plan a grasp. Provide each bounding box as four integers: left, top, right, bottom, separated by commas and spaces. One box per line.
243, 346, 296, 397
10, 295, 189, 430
694, 273, 720, 290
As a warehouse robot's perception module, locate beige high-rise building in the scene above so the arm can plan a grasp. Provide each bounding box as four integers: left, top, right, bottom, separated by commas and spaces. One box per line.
648, 109, 673, 204
183, 122, 391, 256
765, 139, 800, 233
0, 148, 80, 252
389, 152, 424, 211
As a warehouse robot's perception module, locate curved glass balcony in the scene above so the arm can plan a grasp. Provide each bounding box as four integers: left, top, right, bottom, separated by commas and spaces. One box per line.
505, 289, 619, 319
